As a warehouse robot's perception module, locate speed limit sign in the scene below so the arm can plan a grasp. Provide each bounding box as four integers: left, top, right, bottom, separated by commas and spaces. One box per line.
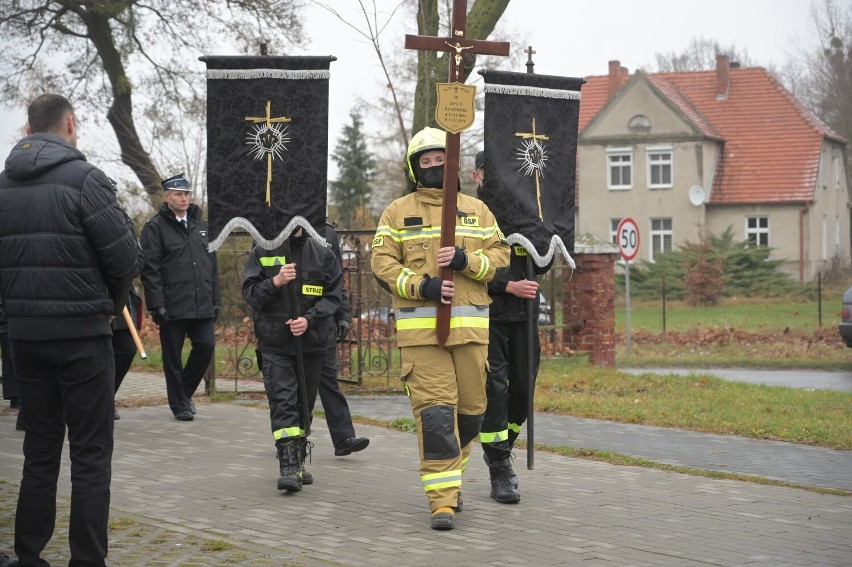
616, 217, 640, 261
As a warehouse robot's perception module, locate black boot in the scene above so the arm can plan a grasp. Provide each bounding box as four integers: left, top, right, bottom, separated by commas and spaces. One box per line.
275, 439, 302, 492
297, 438, 314, 485
484, 453, 520, 503
507, 452, 519, 489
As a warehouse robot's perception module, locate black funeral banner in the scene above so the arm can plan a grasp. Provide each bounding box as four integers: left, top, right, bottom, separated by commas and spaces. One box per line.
201, 55, 335, 251
479, 69, 584, 268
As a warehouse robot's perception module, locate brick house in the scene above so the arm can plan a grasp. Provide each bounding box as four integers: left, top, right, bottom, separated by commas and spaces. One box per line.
576, 55, 849, 282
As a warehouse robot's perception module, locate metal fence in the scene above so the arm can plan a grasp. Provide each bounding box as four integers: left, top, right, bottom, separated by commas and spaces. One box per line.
213, 230, 572, 390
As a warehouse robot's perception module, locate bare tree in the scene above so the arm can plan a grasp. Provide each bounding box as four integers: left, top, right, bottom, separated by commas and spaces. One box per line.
800, 0, 852, 153
0, 1, 305, 203
651, 36, 754, 72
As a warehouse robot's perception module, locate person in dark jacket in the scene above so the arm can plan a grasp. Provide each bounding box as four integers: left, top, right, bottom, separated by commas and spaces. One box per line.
474, 150, 551, 504
320, 222, 369, 457
108, 178, 145, 421
0, 93, 138, 567
140, 173, 221, 421
242, 228, 342, 492
0, 293, 22, 430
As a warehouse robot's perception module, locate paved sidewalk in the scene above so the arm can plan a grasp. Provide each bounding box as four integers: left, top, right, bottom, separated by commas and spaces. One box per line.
119, 371, 852, 491
2, 402, 851, 566
1, 371, 850, 566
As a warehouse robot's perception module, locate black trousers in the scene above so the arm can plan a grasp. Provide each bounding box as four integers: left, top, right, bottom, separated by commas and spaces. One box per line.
112, 329, 137, 394
480, 321, 541, 462
1, 331, 20, 401
11, 336, 115, 567
158, 318, 215, 415
261, 350, 322, 441
318, 344, 355, 447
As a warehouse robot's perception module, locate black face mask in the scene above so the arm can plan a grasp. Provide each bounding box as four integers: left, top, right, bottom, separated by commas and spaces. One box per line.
417, 164, 445, 189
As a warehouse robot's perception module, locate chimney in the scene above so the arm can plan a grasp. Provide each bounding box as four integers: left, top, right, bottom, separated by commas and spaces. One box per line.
716, 54, 730, 99
608, 60, 626, 97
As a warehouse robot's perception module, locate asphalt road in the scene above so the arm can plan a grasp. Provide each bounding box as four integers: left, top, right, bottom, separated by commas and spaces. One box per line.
620, 367, 852, 391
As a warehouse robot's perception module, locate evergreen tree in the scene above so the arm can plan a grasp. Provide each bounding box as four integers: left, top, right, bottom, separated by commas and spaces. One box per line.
330, 110, 376, 229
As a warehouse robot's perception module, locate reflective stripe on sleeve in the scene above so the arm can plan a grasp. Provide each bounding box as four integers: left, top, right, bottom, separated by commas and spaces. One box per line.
259, 256, 287, 267
472, 250, 490, 281
396, 268, 415, 298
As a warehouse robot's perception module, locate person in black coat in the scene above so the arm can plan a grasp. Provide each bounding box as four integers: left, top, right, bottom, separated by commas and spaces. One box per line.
0, 293, 22, 430
0, 93, 138, 567
140, 173, 221, 421
242, 228, 342, 492
474, 151, 552, 504
319, 222, 369, 457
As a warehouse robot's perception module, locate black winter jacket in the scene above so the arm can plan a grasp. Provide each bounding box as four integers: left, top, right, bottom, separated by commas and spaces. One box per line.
140, 203, 220, 320
487, 244, 552, 323
242, 234, 342, 355
0, 133, 138, 340
325, 223, 351, 344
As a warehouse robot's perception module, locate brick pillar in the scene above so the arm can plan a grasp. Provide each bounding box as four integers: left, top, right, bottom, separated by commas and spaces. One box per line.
563, 238, 618, 367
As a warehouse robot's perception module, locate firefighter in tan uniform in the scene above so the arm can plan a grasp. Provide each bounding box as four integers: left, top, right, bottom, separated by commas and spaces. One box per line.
371, 127, 509, 530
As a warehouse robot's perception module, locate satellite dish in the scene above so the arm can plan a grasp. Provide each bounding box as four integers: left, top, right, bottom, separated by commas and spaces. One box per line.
688, 185, 706, 206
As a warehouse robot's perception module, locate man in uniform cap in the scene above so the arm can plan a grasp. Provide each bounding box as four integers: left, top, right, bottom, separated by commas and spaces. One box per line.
140, 173, 220, 421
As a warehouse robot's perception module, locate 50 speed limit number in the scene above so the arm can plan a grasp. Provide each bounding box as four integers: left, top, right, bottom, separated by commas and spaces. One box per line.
616, 218, 640, 261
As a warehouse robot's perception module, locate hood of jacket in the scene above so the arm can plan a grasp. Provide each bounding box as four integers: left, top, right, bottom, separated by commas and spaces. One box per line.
4, 133, 85, 181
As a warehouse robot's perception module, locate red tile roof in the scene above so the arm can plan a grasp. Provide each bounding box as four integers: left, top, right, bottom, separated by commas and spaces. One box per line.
580, 66, 846, 205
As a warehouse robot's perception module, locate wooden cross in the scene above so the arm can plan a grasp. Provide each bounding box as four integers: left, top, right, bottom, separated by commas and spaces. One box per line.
515, 117, 550, 220
245, 100, 292, 206
405, 0, 510, 346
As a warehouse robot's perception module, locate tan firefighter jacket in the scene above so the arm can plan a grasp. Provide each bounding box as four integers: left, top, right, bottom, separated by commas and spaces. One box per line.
371, 188, 510, 347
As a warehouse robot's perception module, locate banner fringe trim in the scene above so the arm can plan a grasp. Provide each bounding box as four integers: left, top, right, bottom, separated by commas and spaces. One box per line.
208, 216, 327, 252
505, 233, 576, 270
484, 84, 581, 100
207, 69, 330, 80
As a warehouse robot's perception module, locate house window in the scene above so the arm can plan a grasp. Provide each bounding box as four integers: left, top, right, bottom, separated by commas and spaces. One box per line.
746, 216, 769, 247
647, 147, 673, 188
610, 218, 622, 245
650, 218, 672, 261
607, 148, 632, 189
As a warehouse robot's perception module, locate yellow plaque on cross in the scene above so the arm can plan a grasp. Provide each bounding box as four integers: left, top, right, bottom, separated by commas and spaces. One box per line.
435, 82, 476, 134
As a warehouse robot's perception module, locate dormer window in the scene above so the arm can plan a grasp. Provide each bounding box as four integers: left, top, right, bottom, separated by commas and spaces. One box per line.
628, 114, 652, 132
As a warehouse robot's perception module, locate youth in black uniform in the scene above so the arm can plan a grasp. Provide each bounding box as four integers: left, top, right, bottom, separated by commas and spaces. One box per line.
474, 151, 551, 503
242, 229, 343, 491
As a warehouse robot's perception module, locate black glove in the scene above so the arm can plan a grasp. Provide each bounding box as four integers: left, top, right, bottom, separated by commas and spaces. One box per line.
420, 277, 444, 302
213, 306, 221, 323
336, 320, 350, 343
448, 246, 468, 270
151, 307, 169, 327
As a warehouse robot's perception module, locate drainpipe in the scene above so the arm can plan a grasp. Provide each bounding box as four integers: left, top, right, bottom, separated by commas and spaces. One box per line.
799, 202, 812, 282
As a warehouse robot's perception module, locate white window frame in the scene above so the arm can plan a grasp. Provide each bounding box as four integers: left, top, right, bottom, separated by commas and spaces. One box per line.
646, 146, 673, 188
746, 216, 769, 248
610, 218, 622, 246
649, 218, 673, 262
607, 147, 633, 190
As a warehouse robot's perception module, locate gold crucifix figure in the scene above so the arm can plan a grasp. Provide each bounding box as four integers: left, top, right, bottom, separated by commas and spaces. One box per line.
515, 117, 550, 220
245, 100, 292, 206
444, 41, 473, 80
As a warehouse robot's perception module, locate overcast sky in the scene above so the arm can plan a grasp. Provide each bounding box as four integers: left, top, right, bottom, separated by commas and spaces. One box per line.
0, 0, 820, 178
